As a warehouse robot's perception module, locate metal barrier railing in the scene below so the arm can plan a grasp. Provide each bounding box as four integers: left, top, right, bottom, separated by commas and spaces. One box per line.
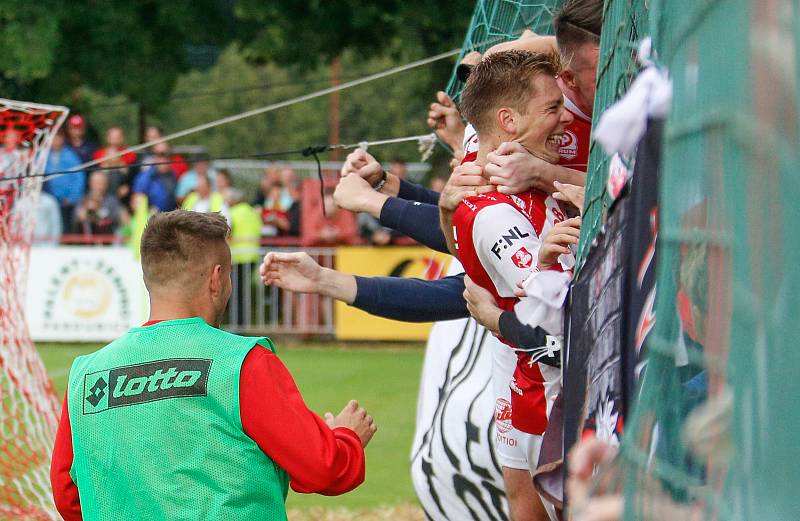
224, 247, 336, 337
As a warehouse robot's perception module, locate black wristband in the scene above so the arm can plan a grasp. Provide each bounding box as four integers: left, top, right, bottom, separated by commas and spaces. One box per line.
372, 170, 388, 191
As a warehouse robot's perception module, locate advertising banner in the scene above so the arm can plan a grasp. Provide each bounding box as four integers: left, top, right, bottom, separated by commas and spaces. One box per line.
26, 247, 149, 342
335, 246, 453, 341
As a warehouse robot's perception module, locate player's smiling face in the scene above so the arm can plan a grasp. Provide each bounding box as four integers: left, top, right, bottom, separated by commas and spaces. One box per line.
513, 74, 574, 164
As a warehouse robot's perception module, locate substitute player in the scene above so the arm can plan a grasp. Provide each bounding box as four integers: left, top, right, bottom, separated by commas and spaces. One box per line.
50, 210, 376, 521
446, 50, 577, 521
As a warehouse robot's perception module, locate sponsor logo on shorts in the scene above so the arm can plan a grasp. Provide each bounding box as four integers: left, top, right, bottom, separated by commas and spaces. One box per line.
83, 358, 211, 414
559, 130, 578, 160
511, 247, 533, 269
496, 433, 518, 447
490, 226, 531, 259
494, 398, 513, 433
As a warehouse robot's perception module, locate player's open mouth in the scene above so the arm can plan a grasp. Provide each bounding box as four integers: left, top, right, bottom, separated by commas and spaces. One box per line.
546, 133, 563, 150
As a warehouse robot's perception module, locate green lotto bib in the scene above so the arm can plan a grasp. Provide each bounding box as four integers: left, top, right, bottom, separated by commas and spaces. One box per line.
67, 317, 289, 521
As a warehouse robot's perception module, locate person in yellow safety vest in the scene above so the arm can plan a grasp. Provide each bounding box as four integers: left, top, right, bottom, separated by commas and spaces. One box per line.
227, 188, 262, 265
226, 188, 263, 327
182, 173, 231, 225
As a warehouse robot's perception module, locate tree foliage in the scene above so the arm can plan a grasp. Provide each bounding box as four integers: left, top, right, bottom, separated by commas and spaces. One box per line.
2, 0, 234, 108
3, 0, 472, 110
235, 0, 473, 66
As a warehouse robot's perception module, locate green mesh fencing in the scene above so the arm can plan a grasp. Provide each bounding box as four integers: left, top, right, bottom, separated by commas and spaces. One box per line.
575, 0, 649, 269
445, 0, 562, 103
608, 1, 800, 520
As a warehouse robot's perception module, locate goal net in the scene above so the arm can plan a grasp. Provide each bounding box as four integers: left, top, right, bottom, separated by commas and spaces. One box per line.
0, 99, 68, 519
444, 0, 562, 103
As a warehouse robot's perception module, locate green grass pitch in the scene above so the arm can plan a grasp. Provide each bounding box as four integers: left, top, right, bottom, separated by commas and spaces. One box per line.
38, 341, 425, 511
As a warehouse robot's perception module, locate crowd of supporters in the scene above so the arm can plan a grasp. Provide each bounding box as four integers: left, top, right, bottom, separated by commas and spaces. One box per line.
20, 113, 427, 248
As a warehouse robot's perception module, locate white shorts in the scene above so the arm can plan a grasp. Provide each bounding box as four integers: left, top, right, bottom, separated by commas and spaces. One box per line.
491, 342, 545, 471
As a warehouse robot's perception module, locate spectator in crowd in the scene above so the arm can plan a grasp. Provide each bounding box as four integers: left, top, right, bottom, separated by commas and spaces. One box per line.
389, 158, 407, 180
182, 173, 231, 224
357, 210, 393, 245
280, 167, 301, 237
253, 166, 298, 237
252, 167, 281, 206
141, 125, 188, 176
92, 126, 137, 167
72, 170, 126, 237
0, 129, 24, 177
44, 130, 86, 227
65, 114, 97, 164
228, 189, 262, 264
176, 155, 217, 203
228, 188, 263, 327
132, 147, 178, 213
98, 152, 133, 210
33, 191, 62, 246
305, 193, 357, 246
429, 176, 447, 193
215, 168, 233, 200
258, 184, 291, 237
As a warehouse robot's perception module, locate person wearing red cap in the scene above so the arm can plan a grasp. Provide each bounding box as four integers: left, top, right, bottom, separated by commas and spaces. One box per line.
65, 114, 97, 165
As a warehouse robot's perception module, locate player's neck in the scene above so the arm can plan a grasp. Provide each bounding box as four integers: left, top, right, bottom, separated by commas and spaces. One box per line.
476, 133, 505, 166
148, 295, 217, 327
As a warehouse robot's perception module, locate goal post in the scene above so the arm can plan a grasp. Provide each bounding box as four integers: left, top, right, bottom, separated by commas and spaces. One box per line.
0, 98, 69, 520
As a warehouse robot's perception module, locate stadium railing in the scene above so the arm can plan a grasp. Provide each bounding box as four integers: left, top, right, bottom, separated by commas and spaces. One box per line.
224, 246, 336, 337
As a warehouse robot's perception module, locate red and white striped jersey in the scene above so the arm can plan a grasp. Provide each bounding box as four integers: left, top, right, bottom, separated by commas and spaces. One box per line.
559, 96, 592, 172
453, 189, 573, 434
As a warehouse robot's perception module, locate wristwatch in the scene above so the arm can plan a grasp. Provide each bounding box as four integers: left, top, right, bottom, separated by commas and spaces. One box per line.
372, 170, 388, 191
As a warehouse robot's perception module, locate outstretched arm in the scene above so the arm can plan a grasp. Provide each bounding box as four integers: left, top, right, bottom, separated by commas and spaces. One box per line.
261, 252, 469, 322
334, 173, 448, 253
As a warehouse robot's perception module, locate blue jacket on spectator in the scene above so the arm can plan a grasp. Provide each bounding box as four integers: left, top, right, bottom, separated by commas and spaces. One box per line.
133, 166, 178, 212
44, 146, 85, 206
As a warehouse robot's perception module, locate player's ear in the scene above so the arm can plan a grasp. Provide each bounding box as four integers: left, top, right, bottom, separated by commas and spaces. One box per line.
496, 107, 517, 135
209, 264, 223, 297
559, 68, 577, 90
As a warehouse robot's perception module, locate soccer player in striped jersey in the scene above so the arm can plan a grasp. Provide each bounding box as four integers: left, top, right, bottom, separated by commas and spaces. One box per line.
444, 50, 577, 521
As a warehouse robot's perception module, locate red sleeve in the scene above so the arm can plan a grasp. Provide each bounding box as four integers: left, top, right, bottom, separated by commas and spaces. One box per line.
240, 346, 365, 496
91, 149, 104, 161
50, 395, 82, 520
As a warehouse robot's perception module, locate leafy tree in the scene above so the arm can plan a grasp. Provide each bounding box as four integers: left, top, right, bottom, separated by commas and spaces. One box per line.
234, 0, 474, 67
2, 0, 234, 109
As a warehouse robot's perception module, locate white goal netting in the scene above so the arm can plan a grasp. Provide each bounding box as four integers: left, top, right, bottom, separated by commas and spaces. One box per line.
0, 98, 68, 520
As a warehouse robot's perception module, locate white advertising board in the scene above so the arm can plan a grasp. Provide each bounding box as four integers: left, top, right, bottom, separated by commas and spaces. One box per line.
26, 247, 149, 342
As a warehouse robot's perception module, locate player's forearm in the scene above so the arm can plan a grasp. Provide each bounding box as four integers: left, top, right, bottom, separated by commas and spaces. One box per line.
291, 428, 365, 495
396, 178, 441, 206
439, 209, 459, 257
379, 199, 448, 254
353, 274, 469, 322
531, 163, 585, 193
317, 268, 358, 304
240, 349, 366, 496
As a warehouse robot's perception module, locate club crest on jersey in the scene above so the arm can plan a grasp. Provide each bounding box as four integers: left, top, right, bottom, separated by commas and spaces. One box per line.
82, 358, 211, 414
490, 226, 531, 259
511, 247, 533, 269
559, 130, 578, 160
494, 398, 513, 433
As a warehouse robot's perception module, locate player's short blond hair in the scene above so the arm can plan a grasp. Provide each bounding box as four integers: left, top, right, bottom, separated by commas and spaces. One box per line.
460, 50, 561, 135
140, 210, 230, 291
